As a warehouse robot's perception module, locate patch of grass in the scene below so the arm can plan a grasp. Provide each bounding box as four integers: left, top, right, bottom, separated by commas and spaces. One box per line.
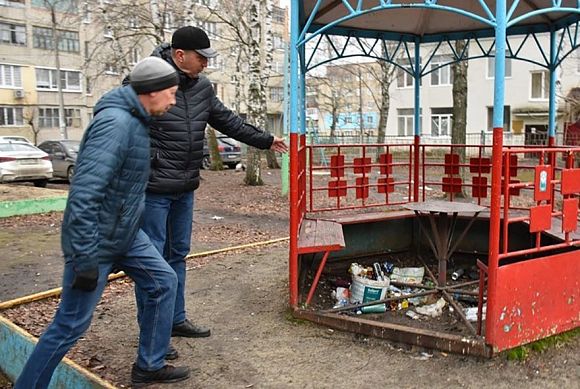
285, 307, 308, 325
505, 327, 580, 361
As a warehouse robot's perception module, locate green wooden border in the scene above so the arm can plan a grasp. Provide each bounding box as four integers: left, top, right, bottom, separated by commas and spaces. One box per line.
0, 197, 67, 218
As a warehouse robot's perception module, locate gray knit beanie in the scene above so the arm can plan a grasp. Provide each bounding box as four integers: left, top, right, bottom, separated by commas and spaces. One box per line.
130, 57, 179, 94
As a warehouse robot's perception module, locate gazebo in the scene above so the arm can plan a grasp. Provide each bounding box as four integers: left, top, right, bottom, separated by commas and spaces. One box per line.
288, 1, 580, 356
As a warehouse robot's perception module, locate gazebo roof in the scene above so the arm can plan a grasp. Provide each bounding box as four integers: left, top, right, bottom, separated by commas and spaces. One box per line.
300, 1, 580, 42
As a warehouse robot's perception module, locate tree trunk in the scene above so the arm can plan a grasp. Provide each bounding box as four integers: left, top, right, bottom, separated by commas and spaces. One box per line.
244, 0, 265, 186
451, 39, 469, 197
265, 149, 280, 168
376, 48, 393, 161
206, 127, 223, 170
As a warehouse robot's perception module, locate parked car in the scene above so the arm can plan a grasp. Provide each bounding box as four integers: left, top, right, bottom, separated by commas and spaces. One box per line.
0, 141, 53, 187
0, 135, 32, 144
38, 140, 80, 182
202, 134, 242, 169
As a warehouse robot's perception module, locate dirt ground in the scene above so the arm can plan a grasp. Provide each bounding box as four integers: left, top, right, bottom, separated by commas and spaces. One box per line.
0, 169, 579, 388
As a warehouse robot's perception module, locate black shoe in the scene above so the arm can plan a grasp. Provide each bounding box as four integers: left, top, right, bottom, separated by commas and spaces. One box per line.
131, 363, 190, 388
171, 319, 211, 338
165, 343, 178, 360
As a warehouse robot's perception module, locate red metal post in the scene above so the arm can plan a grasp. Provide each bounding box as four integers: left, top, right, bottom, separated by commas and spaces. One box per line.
414, 135, 420, 201
289, 133, 300, 307
485, 127, 504, 345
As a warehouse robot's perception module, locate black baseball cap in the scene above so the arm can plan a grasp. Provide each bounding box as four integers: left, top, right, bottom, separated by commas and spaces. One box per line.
171, 26, 218, 58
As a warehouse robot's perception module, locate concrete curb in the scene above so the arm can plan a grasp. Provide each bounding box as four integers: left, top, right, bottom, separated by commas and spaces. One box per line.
0, 314, 117, 388
0, 196, 67, 218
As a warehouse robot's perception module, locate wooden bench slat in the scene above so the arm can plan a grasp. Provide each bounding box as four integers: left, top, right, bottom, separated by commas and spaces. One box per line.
298, 219, 345, 254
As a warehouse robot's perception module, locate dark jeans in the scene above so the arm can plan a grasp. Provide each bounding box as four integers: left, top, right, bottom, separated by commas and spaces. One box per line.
137, 191, 194, 325
14, 230, 177, 389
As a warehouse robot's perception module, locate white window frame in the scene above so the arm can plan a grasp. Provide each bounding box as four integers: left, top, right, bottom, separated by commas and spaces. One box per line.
487, 50, 512, 78
530, 70, 549, 101
0, 64, 22, 88
430, 56, 452, 86
269, 87, 284, 103
35, 67, 82, 92
38, 107, 60, 128
431, 108, 453, 136
64, 108, 81, 127
0, 106, 24, 126
397, 108, 421, 136
0, 22, 26, 46
396, 64, 414, 89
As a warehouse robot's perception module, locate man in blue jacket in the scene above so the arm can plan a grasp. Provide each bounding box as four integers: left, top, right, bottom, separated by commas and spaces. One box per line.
15, 57, 191, 389
135, 26, 288, 354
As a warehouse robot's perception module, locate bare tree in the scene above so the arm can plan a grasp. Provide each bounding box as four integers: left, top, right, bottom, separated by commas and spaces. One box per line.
34, 0, 84, 139
451, 39, 469, 196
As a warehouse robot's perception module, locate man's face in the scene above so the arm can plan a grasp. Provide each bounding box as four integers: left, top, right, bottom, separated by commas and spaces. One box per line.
174, 49, 208, 78
148, 86, 178, 116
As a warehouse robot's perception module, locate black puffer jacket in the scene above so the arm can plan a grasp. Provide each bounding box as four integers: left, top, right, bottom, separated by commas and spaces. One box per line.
148, 44, 274, 194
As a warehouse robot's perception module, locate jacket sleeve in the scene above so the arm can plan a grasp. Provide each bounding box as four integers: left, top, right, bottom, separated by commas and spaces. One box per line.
207, 94, 274, 150
64, 112, 129, 272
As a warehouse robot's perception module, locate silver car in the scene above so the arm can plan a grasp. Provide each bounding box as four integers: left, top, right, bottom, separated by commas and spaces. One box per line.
0, 141, 53, 187
38, 140, 80, 181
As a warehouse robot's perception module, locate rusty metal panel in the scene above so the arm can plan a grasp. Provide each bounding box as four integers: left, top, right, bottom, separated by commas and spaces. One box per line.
488, 250, 580, 352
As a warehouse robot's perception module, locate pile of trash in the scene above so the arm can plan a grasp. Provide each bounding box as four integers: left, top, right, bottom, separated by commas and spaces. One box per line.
330, 261, 485, 322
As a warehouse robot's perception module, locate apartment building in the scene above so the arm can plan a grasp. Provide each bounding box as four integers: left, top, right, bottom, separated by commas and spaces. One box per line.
0, 0, 288, 144
309, 34, 580, 144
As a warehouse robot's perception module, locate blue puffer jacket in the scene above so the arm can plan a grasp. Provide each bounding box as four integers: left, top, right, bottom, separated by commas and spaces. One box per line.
61, 86, 151, 272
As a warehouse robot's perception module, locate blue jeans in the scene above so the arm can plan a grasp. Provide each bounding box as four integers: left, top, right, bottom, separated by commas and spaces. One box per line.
14, 230, 177, 389
138, 191, 193, 326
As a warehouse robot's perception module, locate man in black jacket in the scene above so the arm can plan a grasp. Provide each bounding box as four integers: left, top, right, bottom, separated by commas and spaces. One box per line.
134, 26, 287, 358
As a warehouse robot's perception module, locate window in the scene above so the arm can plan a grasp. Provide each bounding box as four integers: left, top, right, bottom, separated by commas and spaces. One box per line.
431, 108, 453, 136
397, 64, 414, 88
104, 63, 119, 75
64, 108, 81, 127
397, 108, 421, 136
32, 0, 78, 12
131, 48, 140, 64
486, 105, 511, 132
39, 107, 60, 128
0, 22, 26, 46
1, 0, 25, 7
530, 71, 549, 100
197, 20, 217, 38
162, 12, 174, 30
487, 51, 512, 78
36, 68, 82, 92
33, 27, 80, 52
0, 106, 24, 126
272, 7, 285, 23
103, 26, 113, 39
0, 64, 22, 88
82, 1, 91, 23
272, 61, 285, 74
366, 116, 374, 125
273, 34, 285, 50
430, 56, 452, 86
269, 87, 284, 103
39, 108, 79, 128
207, 56, 219, 69
85, 76, 92, 94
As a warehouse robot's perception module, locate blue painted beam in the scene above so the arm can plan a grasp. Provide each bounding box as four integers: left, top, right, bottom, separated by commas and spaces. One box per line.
0, 315, 116, 389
